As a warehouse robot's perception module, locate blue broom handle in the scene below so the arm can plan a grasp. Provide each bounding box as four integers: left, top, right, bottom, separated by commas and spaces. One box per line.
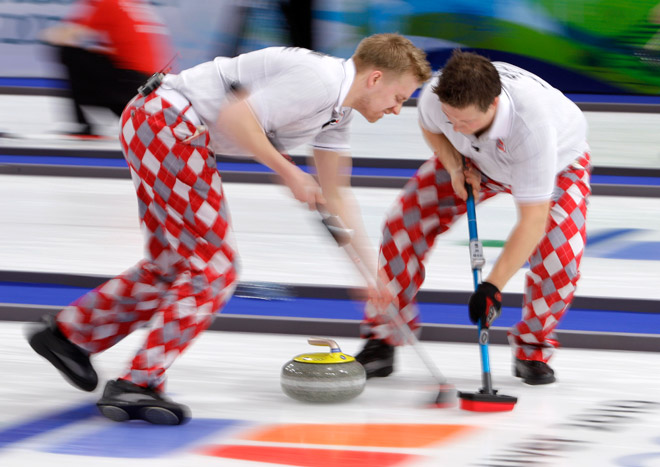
466, 187, 494, 393
465, 189, 481, 289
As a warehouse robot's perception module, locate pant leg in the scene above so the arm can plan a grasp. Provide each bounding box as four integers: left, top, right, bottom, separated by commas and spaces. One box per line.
56, 91, 238, 392
280, 0, 314, 49
508, 153, 592, 362
56, 260, 171, 354
58, 46, 148, 124
117, 91, 239, 390
59, 46, 102, 127
361, 155, 498, 345
121, 262, 230, 391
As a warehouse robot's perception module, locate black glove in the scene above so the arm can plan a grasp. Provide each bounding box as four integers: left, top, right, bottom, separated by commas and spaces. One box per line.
468, 281, 502, 328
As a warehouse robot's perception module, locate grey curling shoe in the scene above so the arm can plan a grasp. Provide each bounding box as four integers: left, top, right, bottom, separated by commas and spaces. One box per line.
97, 379, 190, 425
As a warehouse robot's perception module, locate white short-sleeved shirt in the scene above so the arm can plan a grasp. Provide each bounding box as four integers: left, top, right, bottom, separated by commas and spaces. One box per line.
163, 47, 354, 156
418, 62, 589, 203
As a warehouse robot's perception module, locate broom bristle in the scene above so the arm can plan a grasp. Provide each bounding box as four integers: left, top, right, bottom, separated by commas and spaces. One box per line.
459, 398, 516, 412
457, 391, 517, 412
431, 384, 457, 408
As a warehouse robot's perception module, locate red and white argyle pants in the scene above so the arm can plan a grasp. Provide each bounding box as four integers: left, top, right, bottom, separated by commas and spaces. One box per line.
362, 153, 591, 363
56, 91, 239, 391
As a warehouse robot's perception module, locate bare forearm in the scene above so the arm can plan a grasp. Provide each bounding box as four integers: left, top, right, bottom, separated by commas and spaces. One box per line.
486, 201, 550, 290
334, 191, 378, 275
217, 99, 323, 208
486, 222, 544, 290
216, 99, 297, 179
314, 149, 378, 275
42, 23, 93, 46
420, 125, 476, 199
420, 126, 462, 173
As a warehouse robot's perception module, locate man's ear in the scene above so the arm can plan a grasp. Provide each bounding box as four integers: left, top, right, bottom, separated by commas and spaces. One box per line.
366, 70, 383, 88
490, 96, 499, 110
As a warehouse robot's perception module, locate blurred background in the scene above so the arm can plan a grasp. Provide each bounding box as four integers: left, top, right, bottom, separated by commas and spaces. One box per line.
0, 2, 659, 465
3, 0, 660, 95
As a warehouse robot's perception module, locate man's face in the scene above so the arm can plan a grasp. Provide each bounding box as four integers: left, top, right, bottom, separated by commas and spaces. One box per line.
441, 99, 497, 135
355, 71, 420, 123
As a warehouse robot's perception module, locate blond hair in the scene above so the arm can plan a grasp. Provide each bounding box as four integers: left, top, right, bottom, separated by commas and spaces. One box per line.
353, 33, 431, 83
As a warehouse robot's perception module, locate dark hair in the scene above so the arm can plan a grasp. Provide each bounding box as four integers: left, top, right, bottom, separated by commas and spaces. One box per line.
432, 50, 501, 112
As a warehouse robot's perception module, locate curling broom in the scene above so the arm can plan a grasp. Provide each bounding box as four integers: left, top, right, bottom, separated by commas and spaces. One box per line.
457, 187, 517, 412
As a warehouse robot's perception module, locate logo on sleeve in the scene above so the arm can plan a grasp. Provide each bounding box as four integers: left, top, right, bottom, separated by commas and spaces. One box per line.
496, 139, 506, 152
322, 110, 345, 129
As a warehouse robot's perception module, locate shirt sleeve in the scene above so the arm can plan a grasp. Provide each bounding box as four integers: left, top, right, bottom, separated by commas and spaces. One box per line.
417, 76, 445, 134
246, 64, 334, 132
312, 111, 352, 151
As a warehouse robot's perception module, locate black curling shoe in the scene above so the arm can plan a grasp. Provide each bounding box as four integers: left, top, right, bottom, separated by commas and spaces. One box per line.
355, 338, 395, 378
97, 379, 190, 425
28, 314, 98, 391
514, 358, 556, 385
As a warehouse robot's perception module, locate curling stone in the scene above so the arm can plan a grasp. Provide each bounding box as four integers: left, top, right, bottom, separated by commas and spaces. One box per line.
281, 337, 366, 403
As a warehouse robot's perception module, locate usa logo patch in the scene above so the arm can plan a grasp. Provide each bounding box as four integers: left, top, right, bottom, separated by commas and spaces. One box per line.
496, 139, 506, 152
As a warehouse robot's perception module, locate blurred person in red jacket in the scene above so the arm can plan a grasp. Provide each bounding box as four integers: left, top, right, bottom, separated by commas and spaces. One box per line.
42, 0, 174, 138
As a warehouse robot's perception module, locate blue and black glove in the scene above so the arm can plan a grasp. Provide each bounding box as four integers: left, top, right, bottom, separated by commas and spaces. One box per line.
468, 281, 502, 328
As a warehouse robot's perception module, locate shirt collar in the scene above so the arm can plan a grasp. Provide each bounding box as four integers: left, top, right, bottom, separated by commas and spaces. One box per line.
484, 88, 512, 140
335, 58, 356, 114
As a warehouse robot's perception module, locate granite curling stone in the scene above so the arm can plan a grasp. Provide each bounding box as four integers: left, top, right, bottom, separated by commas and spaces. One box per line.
281, 337, 366, 403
